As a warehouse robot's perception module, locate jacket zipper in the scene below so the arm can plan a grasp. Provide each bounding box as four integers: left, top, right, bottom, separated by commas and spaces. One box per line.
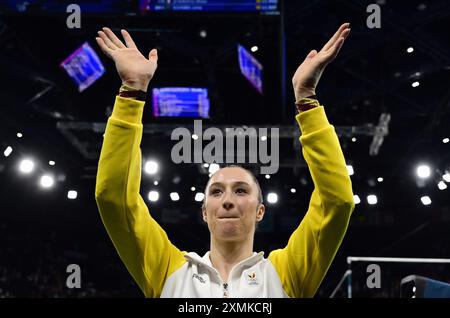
222, 282, 229, 298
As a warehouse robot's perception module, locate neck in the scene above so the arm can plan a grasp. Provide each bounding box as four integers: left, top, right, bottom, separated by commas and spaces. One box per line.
209, 236, 254, 283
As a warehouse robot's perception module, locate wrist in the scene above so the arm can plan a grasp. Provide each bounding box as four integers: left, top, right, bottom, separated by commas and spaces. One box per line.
295, 89, 316, 101
295, 95, 319, 113
121, 80, 149, 93
119, 84, 148, 101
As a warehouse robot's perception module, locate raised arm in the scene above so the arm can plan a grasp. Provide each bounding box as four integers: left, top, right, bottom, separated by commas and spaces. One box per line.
95, 27, 157, 91
94, 28, 185, 297
268, 23, 355, 298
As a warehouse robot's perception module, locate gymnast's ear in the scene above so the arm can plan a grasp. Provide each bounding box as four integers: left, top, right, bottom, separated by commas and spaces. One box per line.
202, 203, 207, 222
256, 203, 265, 222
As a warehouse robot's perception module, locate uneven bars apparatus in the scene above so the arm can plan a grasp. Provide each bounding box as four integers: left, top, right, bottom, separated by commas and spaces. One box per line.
329, 257, 450, 298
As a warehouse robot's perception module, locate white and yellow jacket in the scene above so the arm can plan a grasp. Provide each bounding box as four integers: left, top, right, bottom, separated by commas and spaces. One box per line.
95, 96, 355, 298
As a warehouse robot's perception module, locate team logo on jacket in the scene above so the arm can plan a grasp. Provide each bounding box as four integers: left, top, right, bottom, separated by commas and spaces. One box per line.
246, 272, 259, 286
192, 273, 206, 284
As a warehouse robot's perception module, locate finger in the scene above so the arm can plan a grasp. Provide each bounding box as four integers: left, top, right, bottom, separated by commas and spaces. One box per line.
332, 27, 350, 48
95, 37, 114, 58
121, 29, 137, 49
323, 23, 349, 51
102, 27, 126, 49
148, 48, 158, 62
319, 28, 350, 65
306, 49, 318, 59
321, 23, 350, 52
98, 31, 118, 50
326, 31, 349, 60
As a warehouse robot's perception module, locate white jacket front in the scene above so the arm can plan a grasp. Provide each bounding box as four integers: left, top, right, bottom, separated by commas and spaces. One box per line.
161, 252, 289, 298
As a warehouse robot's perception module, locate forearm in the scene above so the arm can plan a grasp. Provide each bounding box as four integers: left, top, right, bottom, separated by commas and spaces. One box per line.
297, 105, 354, 206
284, 105, 354, 297
95, 96, 144, 201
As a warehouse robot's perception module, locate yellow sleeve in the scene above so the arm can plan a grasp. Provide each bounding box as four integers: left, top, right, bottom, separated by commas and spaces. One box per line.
268, 105, 355, 298
95, 96, 186, 298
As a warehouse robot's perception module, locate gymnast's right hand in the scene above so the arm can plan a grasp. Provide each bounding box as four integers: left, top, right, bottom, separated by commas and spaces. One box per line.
95, 27, 158, 92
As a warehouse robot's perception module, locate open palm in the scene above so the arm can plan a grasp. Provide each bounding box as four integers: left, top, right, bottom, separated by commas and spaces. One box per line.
96, 27, 158, 91
292, 23, 351, 101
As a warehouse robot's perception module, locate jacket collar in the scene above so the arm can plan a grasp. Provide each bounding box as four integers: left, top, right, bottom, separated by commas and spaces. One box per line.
184, 251, 264, 273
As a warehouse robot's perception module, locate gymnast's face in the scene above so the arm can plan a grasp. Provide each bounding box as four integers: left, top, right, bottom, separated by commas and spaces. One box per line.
202, 167, 265, 243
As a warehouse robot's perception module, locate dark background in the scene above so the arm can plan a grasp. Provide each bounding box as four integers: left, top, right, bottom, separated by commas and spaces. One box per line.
0, 0, 449, 298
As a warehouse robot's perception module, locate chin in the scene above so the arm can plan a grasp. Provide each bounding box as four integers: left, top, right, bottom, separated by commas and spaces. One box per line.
218, 234, 243, 243
217, 223, 249, 242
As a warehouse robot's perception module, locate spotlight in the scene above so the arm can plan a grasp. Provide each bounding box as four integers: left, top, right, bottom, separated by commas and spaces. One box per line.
154, 181, 158, 186
170, 192, 180, 201
351, 137, 357, 142
416, 164, 431, 179
172, 176, 181, 184
367, 194, 377, 205
377, 177, 384, 182
353, 195, 361, 204
209, 163, 220, 174
290, 188, 296, 193
438, 181, 447, 190
49, 160, 55, 166
148, 190, 159, 202
40, 175, 54, 188
443, 138, 449, 144
346, 165, 354, 176
250, 46, 258, 52
19, 159, 34, 174
195, 192, 204, 202
144, 160, 158, 175
407, 47, 414, 53
203, 163, 209, 168
191, 187, 196, 191
443, 173, 450, 183
265, 174, 270, 179
192, 134, 199, 140
17, 132, 23, 138
267, 192, 278, 204
260, 135, 267, 141
67, 190, 78, 199
4, 146, 12, 157
199, 30, 207, 38
417, 3, 426, 11
412, 81, 420, 88
420, 196, 431, 205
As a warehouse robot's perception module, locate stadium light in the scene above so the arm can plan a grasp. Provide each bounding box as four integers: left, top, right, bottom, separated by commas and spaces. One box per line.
19, 159, 34, 174
267, 192, 278, 204
144, 160, 158, 175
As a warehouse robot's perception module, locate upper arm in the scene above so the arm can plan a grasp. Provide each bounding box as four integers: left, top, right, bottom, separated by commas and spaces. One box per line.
95, 114, 186, 297
268, 190, 353, 298
96, 193, 186, 297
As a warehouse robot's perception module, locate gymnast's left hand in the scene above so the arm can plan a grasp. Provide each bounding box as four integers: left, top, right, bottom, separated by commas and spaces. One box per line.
292, 23, 351, 101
